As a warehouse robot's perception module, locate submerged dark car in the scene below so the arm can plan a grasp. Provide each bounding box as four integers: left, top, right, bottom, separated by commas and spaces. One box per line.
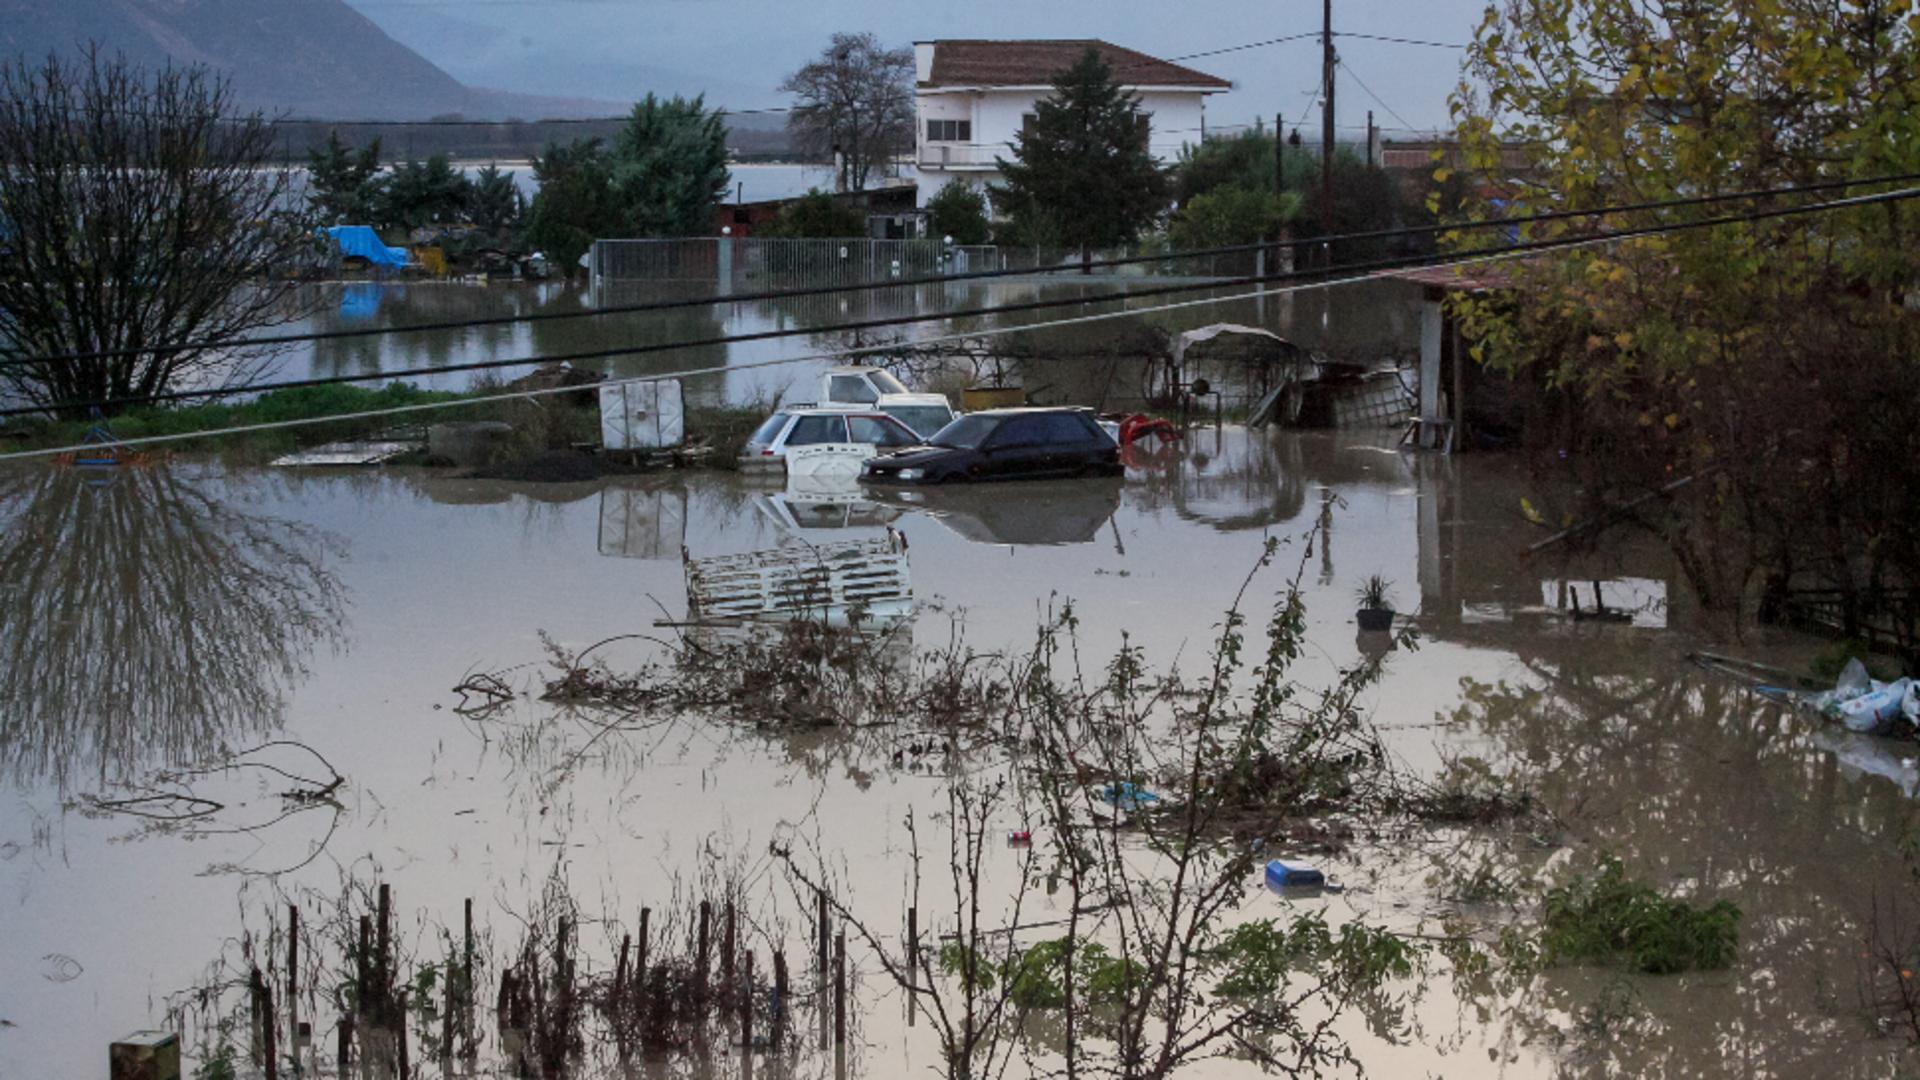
861, 407, 1122, 484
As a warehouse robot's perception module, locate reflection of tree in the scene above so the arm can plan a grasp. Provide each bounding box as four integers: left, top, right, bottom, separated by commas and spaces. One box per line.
569, 282, 730, 409
1446, 660, 1915, 1076
0, 467, 348, 791
305, 282, 537, 377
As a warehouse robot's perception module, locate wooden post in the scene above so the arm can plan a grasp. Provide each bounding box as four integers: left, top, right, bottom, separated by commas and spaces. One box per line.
395, 991, 409, 1080
556, 915, 573, 1048
637, 907, 651, 995
248, 967, 265, 1067
773, 950, 789, 1043
259, 975, 278, 1080
833, 931, 846, 1048
335, 1014, 351, 1076
816, 892, 829, 974
696, 901, 712, 1003
1451, 319, 1468, 454
286, 904, 299, 1050
906, 906, 918, 1026
722, 900, 737, 1000
463, 897, 476, 1062
376, 884, 392, 1017
356, 915, 371, 1010
441, 958, 454, 1062
741, 950, 755, 1051
616, 934, 632, 998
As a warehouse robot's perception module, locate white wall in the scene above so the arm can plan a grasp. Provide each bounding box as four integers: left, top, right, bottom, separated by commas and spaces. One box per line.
915, 87, 1213, 208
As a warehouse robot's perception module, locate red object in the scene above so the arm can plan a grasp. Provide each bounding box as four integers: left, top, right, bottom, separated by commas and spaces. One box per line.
1007, 831, 1032, 846
1118, 414, 1180, 447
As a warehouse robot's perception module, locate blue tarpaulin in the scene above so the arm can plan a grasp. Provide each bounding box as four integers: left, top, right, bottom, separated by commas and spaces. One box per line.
321, 226, 409, 269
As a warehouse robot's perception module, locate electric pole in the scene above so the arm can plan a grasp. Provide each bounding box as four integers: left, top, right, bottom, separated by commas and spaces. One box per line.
1321, 0, 1336, 247
1274, 112, 1285, 194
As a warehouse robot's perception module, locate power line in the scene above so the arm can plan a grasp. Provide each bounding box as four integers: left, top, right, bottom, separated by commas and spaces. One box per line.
7, 182, 1917, 420
1337, 60, 1418, 134
9, 167, 1920, 373
1164, 33, 1321, 63
1334, 32, 1469, 50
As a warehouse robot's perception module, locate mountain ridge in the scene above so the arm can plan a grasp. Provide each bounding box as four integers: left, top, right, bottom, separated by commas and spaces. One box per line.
0, 0, 621, 121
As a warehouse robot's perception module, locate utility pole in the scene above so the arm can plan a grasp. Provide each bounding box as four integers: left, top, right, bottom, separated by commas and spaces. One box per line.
1320, 0, 1336, 249
1274, 112, 1285, 194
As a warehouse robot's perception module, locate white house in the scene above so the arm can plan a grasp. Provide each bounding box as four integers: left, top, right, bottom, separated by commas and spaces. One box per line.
913, 39, 1232, 211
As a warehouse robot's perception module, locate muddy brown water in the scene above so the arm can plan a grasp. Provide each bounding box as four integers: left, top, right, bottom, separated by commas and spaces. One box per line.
264, 276, 1425, 406
0, 429, 1912, 1077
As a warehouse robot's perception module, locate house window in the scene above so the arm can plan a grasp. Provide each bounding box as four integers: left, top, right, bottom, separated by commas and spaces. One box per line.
1021, 113, 1038, 137
926, 119, 972, 142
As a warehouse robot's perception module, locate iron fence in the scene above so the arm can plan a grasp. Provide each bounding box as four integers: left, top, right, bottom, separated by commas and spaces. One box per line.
591, 238, 1003, 289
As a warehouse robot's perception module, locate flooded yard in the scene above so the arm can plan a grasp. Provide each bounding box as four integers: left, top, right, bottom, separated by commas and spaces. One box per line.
265, 275, 1425, 410
0, 429, 1913, 1077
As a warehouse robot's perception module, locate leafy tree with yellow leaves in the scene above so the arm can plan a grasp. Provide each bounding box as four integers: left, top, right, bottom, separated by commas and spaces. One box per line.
1447, 0, 1920, 631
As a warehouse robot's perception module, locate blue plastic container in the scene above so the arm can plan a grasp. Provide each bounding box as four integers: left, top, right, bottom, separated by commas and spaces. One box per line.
1265, 859, 1325, 888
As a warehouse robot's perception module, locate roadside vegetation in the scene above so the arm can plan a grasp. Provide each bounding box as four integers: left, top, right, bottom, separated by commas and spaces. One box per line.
0, 382, 767, 469
1446, 0, 1920, 636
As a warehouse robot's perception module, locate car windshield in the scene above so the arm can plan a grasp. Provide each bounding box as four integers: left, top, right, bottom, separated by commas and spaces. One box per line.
929, 414, 1000, 449
883, 405, 954, 438
870, 370, 910, 394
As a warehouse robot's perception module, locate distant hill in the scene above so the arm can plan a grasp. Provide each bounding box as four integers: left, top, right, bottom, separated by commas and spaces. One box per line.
0, 0, 615, 121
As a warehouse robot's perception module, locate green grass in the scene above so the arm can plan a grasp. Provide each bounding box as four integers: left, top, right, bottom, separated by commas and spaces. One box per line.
1538, 855, 1740, 975
0, 385, 782, 469
2, 382, 472, 460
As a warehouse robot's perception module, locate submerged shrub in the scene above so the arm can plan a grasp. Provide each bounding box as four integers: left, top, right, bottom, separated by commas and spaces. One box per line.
1539, 855, 1740, 974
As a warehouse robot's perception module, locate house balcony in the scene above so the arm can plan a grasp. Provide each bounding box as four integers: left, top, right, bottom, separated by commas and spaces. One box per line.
917, 143, 1005, 169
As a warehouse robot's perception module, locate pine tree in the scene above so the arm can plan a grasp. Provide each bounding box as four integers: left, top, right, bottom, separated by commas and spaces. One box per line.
306, 131, 385, 225
612, 93, 731, 237
994, 48, 1169, 269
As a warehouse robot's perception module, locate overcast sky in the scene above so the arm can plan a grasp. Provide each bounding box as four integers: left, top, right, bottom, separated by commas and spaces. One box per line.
344, 0, 1494, 134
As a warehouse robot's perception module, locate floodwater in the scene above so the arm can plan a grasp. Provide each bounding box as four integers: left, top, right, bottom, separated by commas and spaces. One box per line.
475, 163, 914, 206
263, 274, 1426, 408
0, 430, 1914, 1078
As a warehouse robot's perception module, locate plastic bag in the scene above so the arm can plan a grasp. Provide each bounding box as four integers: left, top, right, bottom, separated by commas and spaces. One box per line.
1812, 657, 1875, 718
1838, 677, 1913, 735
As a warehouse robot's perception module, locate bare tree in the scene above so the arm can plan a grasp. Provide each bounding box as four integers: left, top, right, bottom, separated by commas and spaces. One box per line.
0, 48, 309, 417
780, 33, 914, 193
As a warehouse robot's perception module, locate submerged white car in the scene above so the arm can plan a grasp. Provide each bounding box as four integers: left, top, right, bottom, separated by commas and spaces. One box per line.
739, 406, 922, 474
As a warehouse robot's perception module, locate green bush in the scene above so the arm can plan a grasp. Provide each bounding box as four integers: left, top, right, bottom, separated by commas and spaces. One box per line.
926, 182, 992, 246
1539, 855, 1740, 974
762, 190, 868, 238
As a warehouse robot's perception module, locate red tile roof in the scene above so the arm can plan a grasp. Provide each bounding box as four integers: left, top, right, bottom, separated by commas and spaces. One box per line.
921, 40, 1231, 90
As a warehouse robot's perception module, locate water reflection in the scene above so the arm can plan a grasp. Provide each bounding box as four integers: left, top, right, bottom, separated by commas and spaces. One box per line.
600, 484, 690, 560
0, 466, 348, 790
1448, 659, 1915, 1076
872, 478, 1123, 547
1410, 452, 1685, 649
271, 275, 1431, 409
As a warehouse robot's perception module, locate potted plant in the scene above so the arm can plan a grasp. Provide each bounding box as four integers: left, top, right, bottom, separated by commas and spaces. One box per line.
1355, 574, 1396, 632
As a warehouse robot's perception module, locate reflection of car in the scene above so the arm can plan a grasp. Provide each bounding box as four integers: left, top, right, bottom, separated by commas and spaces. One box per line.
740, 407, 922, 473
869, 478, 1123, 545
756, 480, 905, 535
860, 408, 1122, 484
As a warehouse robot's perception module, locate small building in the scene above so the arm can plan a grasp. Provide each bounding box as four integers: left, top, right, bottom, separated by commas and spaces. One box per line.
912, 39, 1231, 210
713, 186, 920, 238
